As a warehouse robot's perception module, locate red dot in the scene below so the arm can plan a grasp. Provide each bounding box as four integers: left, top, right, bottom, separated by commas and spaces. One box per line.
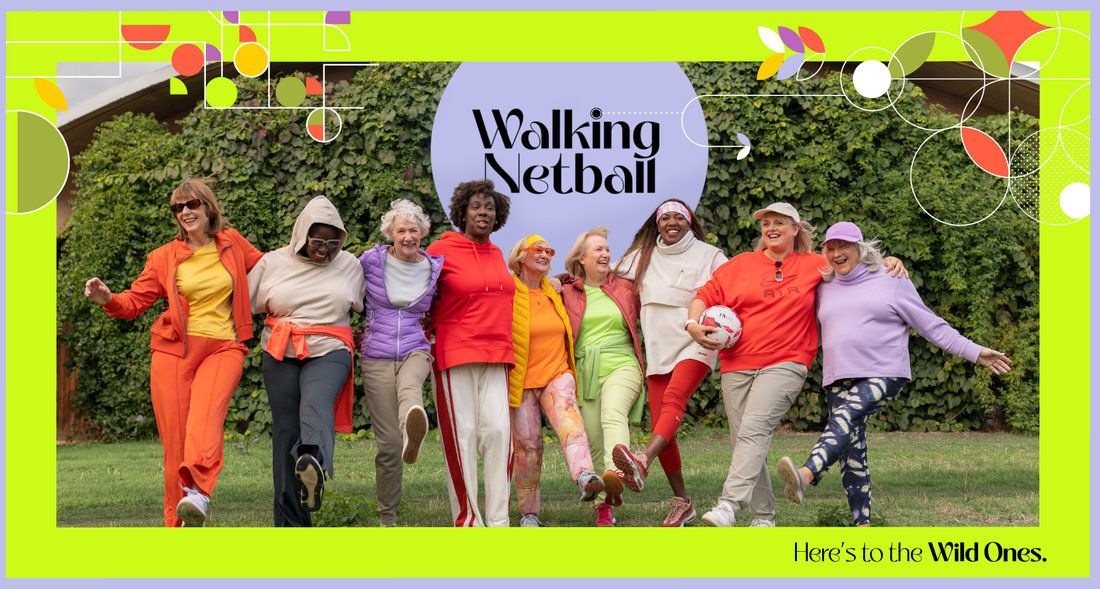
172, 44, 204, 77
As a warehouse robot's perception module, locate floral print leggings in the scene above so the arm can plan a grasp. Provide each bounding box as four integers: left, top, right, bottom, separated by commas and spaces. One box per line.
511, 372, 596, 516
803, 377, 907, 526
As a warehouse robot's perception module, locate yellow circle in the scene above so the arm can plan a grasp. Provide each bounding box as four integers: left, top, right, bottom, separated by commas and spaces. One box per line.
234, 43, 268, 78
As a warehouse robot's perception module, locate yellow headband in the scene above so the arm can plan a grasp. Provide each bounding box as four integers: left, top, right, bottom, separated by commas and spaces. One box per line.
526, 234, 548, 248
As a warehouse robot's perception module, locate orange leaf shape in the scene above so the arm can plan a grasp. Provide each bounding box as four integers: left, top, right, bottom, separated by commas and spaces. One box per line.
757, 53, 785, 80
960, 127, 1009, 178
799, 27, 825, 53
34, 78, 68, 111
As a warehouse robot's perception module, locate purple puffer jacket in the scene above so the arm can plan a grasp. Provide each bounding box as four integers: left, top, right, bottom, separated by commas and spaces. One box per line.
358, 243, 444, 361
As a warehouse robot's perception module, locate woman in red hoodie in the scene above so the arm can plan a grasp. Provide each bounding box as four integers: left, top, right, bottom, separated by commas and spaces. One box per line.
83, 178, 263, 527
425, 179, 516, 527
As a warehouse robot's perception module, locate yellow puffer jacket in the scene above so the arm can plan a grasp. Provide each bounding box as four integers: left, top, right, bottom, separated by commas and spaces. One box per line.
509, 275, 577, 407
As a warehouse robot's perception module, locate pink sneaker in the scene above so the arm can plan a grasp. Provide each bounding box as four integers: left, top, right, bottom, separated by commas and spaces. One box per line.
595, 503, 616, 527
660, 496, 697, 527
612, 444, 648, 492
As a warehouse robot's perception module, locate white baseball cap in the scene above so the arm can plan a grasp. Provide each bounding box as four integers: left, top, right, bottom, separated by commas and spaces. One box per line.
752, 202, 800, 224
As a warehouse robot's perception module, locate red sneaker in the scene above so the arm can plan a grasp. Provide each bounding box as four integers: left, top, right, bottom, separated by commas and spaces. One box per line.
660, 496, 697, 527
612, 444, 648, 492
595, 503, 616, 527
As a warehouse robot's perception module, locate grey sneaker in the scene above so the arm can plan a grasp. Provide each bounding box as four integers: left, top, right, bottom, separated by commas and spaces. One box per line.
519, 514, 541, 527
176, 485, 209, 527
577, 469, 605, 502
777, 456, 806, 505
700, 501, 735, 527
749, 518, 776, 527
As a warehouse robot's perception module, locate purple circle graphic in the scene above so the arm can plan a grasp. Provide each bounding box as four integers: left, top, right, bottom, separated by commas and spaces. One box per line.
431, 62, 708, 260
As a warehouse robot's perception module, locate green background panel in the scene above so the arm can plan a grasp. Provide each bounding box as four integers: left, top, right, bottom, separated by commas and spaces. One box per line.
4, 9, 1091, 579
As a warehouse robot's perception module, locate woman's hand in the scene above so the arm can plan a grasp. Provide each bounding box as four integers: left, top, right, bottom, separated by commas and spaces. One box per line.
353, 327, 364, 350
976, 348, 1012, 375
548, 276, 562, 294
84, 278, 114, 306
687, 323, 723, 351
883, 257, 909, 279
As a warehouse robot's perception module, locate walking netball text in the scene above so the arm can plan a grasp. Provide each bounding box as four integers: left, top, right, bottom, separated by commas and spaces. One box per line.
473, 108, 660, 195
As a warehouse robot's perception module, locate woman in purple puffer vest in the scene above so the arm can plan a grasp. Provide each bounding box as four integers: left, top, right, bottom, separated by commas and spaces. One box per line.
358, 199, 444, 527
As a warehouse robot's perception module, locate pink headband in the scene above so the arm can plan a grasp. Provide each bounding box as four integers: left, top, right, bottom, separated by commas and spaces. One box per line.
656, 201, 691, 223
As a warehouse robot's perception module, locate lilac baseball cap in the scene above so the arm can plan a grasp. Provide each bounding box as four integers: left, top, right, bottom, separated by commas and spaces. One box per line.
823, 222, 864, 244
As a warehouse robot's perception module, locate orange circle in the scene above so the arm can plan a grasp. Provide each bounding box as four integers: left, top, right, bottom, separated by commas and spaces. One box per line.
234, 43, 268, 78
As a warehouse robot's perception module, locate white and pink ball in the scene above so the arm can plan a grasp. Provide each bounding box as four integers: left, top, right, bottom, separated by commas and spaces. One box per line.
699, 306, 742, 350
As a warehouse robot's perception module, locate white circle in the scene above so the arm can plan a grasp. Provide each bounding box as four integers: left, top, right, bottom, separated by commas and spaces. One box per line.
852, 60, 891, 98
1059, 183, 1090, 219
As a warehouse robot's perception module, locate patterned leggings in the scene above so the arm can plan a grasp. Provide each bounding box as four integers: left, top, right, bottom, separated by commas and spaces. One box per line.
511, 372, 595, 516
803, 377, 907, 526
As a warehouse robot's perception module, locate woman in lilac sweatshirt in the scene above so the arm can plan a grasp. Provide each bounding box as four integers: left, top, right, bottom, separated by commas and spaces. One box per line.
358, 199, 444, 527
776, 222, 1011, 527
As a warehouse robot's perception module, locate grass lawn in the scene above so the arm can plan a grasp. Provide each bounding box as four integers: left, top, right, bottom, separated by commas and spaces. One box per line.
56, 428, 1038, 527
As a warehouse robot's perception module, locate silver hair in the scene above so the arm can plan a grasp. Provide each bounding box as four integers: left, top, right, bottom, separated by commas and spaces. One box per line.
380, 199, 431, 241
820, 238, 885, 282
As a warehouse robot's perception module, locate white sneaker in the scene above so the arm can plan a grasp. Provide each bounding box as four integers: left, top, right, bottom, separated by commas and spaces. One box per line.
519, 513, 541, 527
176, 485, 209, 527
750, 518, 776, 527
701, 501, 736, 527
777, 456, 806, 505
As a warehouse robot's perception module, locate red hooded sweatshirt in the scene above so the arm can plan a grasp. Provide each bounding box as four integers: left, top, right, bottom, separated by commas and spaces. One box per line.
425, 232, 516, 372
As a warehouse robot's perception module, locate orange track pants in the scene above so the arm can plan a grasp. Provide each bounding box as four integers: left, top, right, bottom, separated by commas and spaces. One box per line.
150, 335, 247, 527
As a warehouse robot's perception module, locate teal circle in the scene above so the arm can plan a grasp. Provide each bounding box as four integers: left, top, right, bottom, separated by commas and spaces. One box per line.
205, 77, 238, 108
276, 77, 306, 107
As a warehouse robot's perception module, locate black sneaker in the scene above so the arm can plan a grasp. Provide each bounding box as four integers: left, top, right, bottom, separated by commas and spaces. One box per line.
295, 453, 325, 512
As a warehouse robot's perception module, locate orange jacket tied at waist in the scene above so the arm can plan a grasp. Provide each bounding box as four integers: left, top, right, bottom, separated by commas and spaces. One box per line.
264, 316, 356, 434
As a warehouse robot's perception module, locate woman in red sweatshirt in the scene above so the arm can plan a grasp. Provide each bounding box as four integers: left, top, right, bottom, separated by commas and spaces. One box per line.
425, 179, 516, 527
83, 178, 263, 527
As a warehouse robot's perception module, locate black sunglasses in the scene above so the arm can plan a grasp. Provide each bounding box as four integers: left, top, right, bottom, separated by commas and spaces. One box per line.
774, 260, 784, 282
170, 199, 204, 214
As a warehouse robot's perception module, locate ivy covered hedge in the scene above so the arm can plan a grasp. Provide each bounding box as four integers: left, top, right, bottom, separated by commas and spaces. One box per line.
58, 62, 1039, 441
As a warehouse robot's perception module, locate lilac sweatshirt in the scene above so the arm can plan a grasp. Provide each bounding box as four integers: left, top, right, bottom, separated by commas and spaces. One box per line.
817, 263, 983, 386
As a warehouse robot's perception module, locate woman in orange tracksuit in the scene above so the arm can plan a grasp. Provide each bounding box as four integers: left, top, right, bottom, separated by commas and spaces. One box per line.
84, 178, 263, 527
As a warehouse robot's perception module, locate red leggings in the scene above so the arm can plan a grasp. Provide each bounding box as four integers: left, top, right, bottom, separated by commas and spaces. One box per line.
647, 359, 710, 474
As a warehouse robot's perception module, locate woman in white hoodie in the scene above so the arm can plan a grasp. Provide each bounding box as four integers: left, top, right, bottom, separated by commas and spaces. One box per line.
611, 199, 727, 527
248, 195, 366, 526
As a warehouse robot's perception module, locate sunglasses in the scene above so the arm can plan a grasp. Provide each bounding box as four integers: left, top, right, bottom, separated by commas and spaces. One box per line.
523, 245, 555, 257
170, 199, 204, 214
774, 260, 784, 282
308, 238, 341, 249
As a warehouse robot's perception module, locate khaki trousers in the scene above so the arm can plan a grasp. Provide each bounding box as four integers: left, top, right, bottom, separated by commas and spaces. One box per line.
719, 361, 808, 521
361, 350, 433, 526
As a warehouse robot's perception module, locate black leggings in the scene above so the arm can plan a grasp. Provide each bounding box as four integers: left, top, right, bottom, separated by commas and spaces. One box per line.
263, 349, 351, 527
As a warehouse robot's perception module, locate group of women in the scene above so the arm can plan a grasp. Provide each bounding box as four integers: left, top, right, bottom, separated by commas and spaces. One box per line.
84, 177, 1011, 528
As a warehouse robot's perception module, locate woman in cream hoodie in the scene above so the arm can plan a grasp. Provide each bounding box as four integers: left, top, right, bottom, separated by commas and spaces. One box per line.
248, 195, 366, 526
610, 199, 727, 527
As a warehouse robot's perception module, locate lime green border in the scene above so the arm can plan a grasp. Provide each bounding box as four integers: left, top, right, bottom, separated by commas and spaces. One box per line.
5, 10, 1090, 578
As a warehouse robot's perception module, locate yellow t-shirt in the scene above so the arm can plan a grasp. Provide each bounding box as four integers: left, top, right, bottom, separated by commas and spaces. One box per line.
176, 241, 236, 340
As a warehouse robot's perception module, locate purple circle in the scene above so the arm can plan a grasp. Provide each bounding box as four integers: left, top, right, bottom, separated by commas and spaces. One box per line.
431, 62, 708, 259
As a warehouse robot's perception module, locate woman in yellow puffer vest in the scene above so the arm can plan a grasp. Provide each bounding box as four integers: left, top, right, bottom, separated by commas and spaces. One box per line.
507, 234, 605, 527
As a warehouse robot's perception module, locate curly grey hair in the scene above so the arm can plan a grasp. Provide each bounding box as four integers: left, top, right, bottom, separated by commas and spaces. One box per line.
820, 238, 885, 282
380, 199, 431, 241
